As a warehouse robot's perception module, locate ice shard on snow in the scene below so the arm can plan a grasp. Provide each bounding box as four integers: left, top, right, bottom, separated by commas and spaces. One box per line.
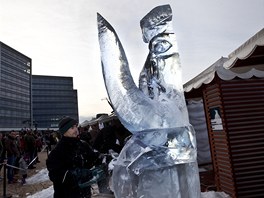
97, 4, 201, 198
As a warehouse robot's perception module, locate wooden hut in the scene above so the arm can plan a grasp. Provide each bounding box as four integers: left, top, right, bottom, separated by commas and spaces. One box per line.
184, 28, 264, 197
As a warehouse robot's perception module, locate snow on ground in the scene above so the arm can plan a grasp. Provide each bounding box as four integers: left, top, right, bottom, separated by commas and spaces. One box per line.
26, 168, 231, 198
201, 191, 230, 198
25, 168, 53, 198
26, 168, 50, 184
27, 185, 53, 198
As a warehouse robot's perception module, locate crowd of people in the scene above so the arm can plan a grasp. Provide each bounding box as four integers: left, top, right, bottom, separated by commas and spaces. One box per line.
46, 116, 132, 198
0, 129, 58, 185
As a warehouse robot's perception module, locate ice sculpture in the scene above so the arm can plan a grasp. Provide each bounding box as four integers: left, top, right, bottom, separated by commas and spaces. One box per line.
97, 4, 201, 198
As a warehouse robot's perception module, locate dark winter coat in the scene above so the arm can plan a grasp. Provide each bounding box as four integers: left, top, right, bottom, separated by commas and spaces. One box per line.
46, 136, 101, 198
24, 133, 36, 152
93, 126, 122, 154
4, 135, 20, 157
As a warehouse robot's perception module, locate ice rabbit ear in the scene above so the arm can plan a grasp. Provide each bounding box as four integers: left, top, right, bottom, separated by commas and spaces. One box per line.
97, 13, 166, 133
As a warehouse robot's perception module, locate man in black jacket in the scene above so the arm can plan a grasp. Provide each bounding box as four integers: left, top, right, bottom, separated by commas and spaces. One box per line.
46, 117, 101, 198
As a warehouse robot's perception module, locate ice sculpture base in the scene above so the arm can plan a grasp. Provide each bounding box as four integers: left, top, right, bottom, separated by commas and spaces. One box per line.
112, 126, 201, 198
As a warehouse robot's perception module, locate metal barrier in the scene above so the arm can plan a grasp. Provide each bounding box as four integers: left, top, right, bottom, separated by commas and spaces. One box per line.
0, 145, 48, 198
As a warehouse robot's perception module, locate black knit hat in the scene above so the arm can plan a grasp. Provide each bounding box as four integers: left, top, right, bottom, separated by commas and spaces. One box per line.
59, 117, 78, 134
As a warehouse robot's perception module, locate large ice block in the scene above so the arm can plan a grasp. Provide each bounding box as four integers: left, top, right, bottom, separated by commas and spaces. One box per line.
112, 127, 200, 198
97, 4, 201, 198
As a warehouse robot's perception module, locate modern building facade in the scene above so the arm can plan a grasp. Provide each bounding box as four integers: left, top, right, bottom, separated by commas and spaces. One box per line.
0, 41, 32, 131
32, 75, 79, 129
0, 41, 79, 131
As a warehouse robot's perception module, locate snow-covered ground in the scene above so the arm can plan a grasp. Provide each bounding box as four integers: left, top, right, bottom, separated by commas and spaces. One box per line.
25, 168, 230, 198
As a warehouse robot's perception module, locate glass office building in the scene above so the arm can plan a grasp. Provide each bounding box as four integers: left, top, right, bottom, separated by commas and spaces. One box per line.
0, 41, 79, 131
32, 75, 79, 129
0, 42, 32, 131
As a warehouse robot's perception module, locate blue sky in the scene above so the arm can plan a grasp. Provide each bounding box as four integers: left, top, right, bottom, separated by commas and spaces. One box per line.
1, 0, 263, 122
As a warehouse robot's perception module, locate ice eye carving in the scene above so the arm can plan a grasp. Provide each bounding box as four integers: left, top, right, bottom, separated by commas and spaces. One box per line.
151, 40, 172, 54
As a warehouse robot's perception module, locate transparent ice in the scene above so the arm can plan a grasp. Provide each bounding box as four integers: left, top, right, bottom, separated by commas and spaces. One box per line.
98, 4, 201, 198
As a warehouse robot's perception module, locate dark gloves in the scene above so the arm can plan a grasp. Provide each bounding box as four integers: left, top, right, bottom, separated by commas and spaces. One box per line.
78, 166, 106, 189
68, 168, 93, 189
63, 166, 107, 190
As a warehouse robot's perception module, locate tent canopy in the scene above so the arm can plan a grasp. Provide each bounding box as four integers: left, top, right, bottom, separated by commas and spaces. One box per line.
80, 113, 118, 128
224, 28, 264, 69
184, 28, 264, 93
